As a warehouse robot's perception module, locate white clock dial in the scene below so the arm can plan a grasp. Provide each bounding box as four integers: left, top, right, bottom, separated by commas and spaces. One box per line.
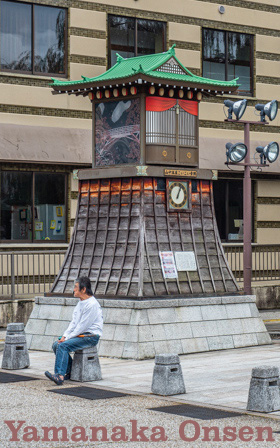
171, 185, 185, 204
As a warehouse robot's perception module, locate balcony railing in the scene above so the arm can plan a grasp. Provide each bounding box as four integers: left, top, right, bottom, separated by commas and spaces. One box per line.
0, 245, 279, 298
223, 244, 280, 283
0, 250, 65, 298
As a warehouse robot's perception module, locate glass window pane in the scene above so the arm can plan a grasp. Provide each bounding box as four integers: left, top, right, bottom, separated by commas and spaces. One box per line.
203, 29, 226, 80
228, 64, 251, 94
109, 16, 135, 66
213, 179, 226, 241
203, 29, 225, 63
228, 32, 251, 64
228, 32, 252, 94
228, 180, 243, 241
203, 61, 225, 81
1, 172, 32, 240
34, 5, 66, 74
137, 19, 165, 56
95, 99, 141, 166
0, 1, 32, 71
34, 173, 66, 241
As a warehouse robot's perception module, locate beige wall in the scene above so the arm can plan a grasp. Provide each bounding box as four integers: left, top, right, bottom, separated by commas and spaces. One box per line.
0, 0, 280, 242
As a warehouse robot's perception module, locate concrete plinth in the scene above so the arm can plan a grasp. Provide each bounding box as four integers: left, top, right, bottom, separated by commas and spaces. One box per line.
71, 346, 102, 382
2, 334, 30, 369
247, 366, 280, 413
25, 295, 271, 359
152, 354, 186, 395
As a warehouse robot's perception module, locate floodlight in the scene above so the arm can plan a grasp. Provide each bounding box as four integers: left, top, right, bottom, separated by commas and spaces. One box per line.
226, 142, 247, 163
224, 99, 247, 120
256, 142, 279, 163
255, 100, 278, 122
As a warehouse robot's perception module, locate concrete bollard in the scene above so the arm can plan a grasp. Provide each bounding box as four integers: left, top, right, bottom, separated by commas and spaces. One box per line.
70, 346, 102, 382
6, 323, 25, 336
1, 334, 30, 370
247, 366, 280, 413
151, 354, 186, 396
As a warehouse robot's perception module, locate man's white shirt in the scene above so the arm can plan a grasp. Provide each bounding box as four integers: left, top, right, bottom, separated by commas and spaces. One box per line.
63, 296, 103, 340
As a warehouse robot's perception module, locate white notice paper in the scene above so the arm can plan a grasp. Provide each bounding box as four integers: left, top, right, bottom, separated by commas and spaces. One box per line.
159, 251, 178, 279
175, 251, 197, 271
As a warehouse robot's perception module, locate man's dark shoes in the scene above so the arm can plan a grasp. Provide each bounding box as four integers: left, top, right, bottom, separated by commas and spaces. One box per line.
44, 371, 64, 385
64, 373, 71, 380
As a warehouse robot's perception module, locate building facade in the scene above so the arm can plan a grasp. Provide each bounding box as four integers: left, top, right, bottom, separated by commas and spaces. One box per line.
0, 0, 280, 298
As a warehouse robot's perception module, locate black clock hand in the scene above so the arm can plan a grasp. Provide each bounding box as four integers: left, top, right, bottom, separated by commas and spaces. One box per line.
176, 187, 182, 200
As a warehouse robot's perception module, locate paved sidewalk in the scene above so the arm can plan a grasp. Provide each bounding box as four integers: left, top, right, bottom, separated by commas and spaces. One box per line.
2, 342, 280, 414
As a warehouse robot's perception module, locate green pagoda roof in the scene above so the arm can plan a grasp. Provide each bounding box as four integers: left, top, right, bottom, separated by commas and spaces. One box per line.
51, 45, 240, 94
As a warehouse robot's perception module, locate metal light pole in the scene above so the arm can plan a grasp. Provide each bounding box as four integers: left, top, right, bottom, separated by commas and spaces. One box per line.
225, 119, 268, 296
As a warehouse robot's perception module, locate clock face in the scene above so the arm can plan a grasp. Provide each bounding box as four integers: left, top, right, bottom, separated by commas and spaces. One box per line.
168, 181, 189, 210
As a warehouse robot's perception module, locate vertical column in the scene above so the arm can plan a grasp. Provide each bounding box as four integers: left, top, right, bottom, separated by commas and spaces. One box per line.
243, 122, 252, 295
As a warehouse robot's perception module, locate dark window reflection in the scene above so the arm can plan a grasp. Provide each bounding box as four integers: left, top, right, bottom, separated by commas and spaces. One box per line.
34, 6, 66, 74
137, 19, 165, 56
0, 1, 66, 75
0, 172, 32, 240
203, 28, 253, 95
108, 15, 166, 67
202, 29, 225, 81
0, 171, 66, 241
213, 179, 254, 242
109, 16, 135, 66
0, 1, 32, 71
34, 173, 66, 241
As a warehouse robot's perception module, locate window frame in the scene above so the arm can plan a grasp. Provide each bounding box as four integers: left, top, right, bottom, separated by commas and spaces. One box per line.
0, 170, 68, 243
0, 0, 68, 77
202, 28, 254, 96
108, 14, 167, 68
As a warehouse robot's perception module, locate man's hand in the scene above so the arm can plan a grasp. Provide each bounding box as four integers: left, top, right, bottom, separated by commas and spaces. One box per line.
58, 336, 66, 344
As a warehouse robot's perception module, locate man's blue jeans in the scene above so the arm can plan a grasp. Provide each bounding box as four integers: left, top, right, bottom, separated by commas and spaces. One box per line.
52, 334, 100, 377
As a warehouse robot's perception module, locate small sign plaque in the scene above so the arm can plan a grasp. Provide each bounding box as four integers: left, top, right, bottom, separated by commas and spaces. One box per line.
159, 251, 178, 279
164, 169, 197, 178
175, 251, 197, 271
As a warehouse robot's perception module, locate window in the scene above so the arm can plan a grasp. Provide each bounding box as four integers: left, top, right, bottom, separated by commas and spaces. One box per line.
0, 0, 67, 75
203, 29, 253, 96
108, 15, 166, 67
146, 98, 198, 146
213, 179, 254, 242
0, 171, 67, 242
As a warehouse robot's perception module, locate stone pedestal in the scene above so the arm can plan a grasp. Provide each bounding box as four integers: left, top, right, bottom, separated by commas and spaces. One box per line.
71, 346, 102, 382
25, 294, 271, 359
247, 366, 280, 413
2, 334, 30, 369
152, 354, 185, 395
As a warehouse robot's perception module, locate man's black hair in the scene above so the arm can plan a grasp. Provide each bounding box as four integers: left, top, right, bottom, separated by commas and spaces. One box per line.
75, 277, 93, 296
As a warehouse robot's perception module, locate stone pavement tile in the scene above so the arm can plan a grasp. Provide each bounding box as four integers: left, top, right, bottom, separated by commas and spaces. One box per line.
1, 343, 280, 415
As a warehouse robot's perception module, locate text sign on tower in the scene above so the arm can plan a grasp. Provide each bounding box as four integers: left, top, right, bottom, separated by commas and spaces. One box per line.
175, 251, 197, 271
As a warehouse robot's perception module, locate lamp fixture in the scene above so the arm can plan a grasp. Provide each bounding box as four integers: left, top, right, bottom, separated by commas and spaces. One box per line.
224, 99, 247, 120
256, 142, 279, 164
255, 100, 278, 122
226, 142, 247, 163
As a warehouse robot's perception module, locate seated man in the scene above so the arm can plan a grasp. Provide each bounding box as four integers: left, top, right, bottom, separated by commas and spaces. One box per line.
45, 276, 103, 385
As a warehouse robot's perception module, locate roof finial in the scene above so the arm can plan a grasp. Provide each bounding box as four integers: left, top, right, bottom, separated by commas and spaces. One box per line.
169, 43, 176, 55
116, 53, 124, 63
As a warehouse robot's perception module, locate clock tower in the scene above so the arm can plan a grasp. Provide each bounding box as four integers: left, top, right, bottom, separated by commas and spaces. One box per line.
26, 46, 270, 359
50, 46, 240, 298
